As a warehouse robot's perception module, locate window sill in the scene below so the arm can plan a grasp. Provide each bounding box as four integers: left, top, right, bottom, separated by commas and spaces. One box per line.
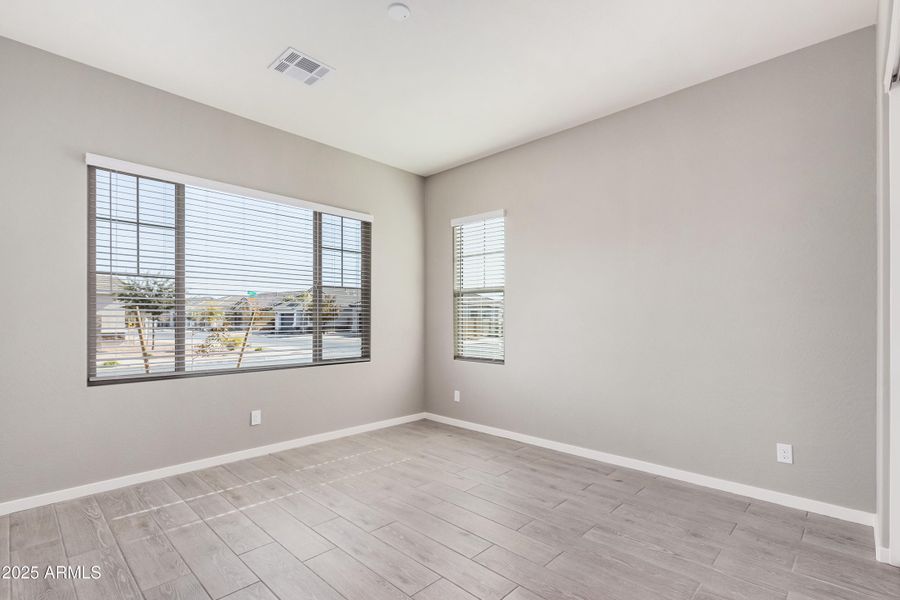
88, 357, 370, 386
453, 356, 504, 365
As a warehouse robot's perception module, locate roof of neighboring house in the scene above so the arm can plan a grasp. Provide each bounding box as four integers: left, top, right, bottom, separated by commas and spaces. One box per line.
97, 279, 363, 310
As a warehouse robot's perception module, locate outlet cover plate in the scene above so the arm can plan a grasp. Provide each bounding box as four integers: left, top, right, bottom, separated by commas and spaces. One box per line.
776, 442, 793, 464
251, 410, 262, 426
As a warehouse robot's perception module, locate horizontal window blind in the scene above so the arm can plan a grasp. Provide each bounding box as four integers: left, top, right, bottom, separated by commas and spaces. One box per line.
89, 165, 371, 383
453, 213, 505, 363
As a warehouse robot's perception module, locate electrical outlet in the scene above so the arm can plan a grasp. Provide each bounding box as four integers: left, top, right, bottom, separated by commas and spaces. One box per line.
250, 410, 262, 426
776, 443, 793, 464
453, 390, 460, 402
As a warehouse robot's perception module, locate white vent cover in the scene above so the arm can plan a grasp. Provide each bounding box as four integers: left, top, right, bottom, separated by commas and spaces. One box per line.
270, 48, 333, 86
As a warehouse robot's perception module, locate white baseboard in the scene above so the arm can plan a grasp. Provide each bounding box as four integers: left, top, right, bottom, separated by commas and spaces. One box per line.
876, 546, 892, 564
422, 413, 876, 528
0, 412, 426, 517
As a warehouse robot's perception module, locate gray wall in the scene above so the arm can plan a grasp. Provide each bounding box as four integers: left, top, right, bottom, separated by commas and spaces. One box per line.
0, 37, 425, 504
425, 29, 877, 511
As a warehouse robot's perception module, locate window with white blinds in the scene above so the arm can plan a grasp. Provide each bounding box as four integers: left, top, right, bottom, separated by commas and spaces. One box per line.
452, 211, 505, 363
88, 160, 371, 384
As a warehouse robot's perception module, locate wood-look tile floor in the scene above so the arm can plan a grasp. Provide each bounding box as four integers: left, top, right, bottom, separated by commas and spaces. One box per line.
2, 419, 898, 600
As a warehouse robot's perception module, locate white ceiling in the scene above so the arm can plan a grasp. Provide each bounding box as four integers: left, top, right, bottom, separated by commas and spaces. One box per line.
0, 1, 875, 175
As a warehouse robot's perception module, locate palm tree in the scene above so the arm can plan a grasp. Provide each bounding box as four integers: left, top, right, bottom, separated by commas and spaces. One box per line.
115, 278, 175, 372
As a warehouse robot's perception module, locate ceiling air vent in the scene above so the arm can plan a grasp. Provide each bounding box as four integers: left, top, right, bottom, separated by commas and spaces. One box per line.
270, 47, 333, 86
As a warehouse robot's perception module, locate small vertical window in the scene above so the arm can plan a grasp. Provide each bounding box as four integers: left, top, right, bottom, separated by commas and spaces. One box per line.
452, 211, 505, 363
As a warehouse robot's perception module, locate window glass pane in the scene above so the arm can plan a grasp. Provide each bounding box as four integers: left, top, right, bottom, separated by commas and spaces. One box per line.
106, 172, 138, 222
322, 248, 342, 287
454, 291, 504, 361
342, 219, 361, 252
94, 274, 176, 377
322, 214, 342, 249
106, 221, 138, 274
138, 225, 175, 277
453, 215, 504, 362
139, 179, 176, 226
322, 286, 362, 360
342, 252, 361, 288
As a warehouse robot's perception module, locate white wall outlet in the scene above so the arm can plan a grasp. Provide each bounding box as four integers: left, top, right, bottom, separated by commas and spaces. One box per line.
453, 390, 460, 402
776, 443, 793, 464
250, 410, 262, 426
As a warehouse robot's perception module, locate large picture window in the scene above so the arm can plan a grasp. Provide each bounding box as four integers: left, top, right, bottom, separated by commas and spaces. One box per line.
88, 158, 371, 383
452, 211, 505, 363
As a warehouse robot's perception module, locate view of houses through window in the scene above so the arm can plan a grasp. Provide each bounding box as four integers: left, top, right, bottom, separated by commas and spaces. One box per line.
90, 167, 370, 382
453, 212, 505, 363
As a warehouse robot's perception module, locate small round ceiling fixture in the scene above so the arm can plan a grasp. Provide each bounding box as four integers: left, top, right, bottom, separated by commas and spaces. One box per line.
387, 3, 411, 21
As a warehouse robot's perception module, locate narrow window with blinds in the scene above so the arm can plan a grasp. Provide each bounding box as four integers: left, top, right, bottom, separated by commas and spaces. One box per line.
452, 211, 505, 363
89, 164, 371, 383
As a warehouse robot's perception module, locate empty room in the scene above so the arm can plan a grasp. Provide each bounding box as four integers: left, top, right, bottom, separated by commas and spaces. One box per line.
2, 0, 900, 599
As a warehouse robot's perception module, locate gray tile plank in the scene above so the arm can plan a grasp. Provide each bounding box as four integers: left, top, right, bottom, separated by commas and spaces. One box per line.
165, 522, 258, 598
109, 512, 164, 544
221, 582, 278, 600
223, 460, 272, 484
547, 548, 699, 600
389, 459, 479, 491
306, 547, 409, 600
9, 539, 76, 600
298, 484, 394, 531
552, 494, 620, 520
580, 526, 784, 600
195, 467, 247, 492
375, 497, 491, 558
220, 482, 270, 510
800, 521, 875, 560
413, 578, 478, 600
792, 546, 900, 599
374, 523, 516, 600
418, 482, 533, 530
693, 588, 736, 600
426, 501, 559, 565
502, 588, 546, 600
315, 518, 439, 595
9, 505, 60, 551
135, 480, 200, 530
240, 543, 343, 600
120, 533, 191, 591
714, 549, 876, 600
55, 496, 116, 557
144, 574, 212, 600
96, 486, 149, 520
461, 471, 568, 508
68, 546, 142, 600
332, 470, 444, 511
241, 502, 332, 561
563, 512, 721, 566
473, 545, 599, 600
465, 482, 558, 517
187, 494, 272, 555
249, 477, 338, 526
165, 473, 217, 502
